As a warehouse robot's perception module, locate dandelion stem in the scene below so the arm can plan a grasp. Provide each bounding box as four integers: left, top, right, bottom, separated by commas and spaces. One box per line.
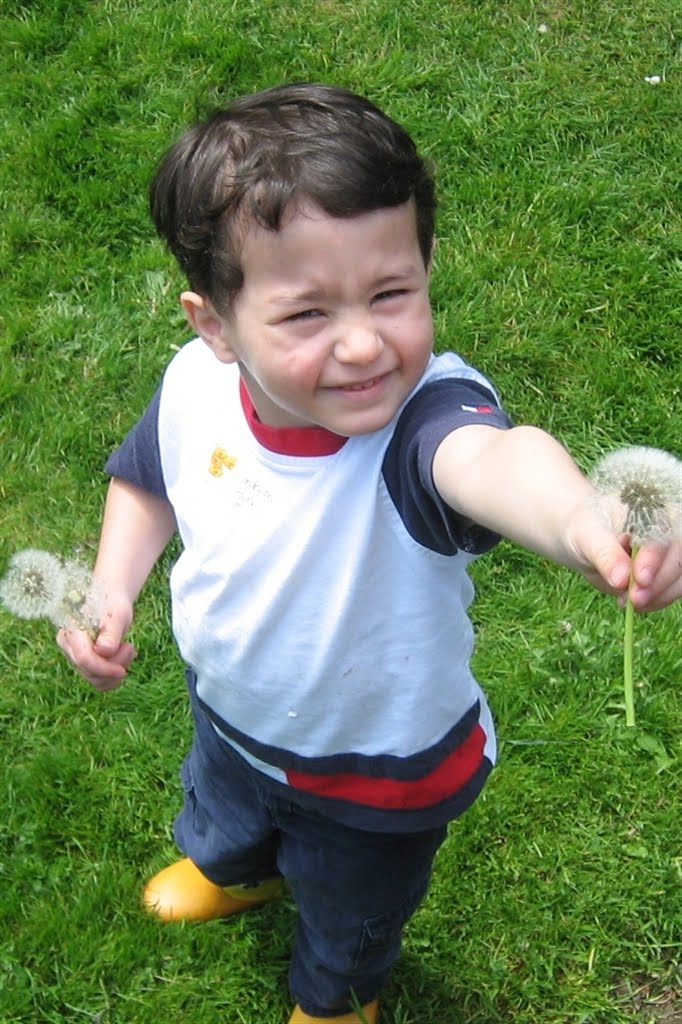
623, 553, 637, 728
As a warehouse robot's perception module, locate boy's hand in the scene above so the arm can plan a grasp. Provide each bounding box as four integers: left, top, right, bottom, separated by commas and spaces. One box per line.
57, 600, 136, 692
55, 477, 175, 690
566, 503, 682, 612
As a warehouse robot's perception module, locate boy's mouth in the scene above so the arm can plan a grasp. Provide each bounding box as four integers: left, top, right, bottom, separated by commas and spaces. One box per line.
342, 377, 382, 391
331, 372, 390, 393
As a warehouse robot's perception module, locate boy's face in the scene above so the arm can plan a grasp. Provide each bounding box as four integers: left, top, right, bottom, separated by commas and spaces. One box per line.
184, 199, 434, 436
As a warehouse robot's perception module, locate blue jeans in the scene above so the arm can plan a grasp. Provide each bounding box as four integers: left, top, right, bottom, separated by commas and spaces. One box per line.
174, 674, 447, 1017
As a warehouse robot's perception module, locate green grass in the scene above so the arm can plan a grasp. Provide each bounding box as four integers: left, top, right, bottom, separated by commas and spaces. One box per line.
1, 1, 681, 1021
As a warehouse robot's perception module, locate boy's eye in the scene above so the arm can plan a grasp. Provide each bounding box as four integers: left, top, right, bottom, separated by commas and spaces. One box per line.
373, 288, 407, 303
285, 308, 322, 323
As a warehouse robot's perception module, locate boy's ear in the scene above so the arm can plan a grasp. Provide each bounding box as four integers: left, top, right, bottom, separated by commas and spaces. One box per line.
180, 292, 238, 363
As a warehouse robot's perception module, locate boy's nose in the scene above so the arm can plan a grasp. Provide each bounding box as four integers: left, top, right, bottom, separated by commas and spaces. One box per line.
334, 322, 384, 364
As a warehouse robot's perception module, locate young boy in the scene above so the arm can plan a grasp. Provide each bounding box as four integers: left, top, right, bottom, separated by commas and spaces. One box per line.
58, 84, 681, 1023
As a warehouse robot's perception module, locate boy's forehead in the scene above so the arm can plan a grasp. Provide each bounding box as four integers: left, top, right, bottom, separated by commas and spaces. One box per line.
239, 198, 421, 271
238, 211, 424, 304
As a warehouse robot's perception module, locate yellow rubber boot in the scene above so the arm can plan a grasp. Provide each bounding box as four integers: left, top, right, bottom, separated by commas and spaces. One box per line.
143, 857, 283, 922
288, 999, 379, 1023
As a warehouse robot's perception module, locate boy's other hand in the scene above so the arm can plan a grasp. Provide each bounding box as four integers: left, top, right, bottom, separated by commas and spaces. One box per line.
567, 505, 682, 613
57, 601, 136, 691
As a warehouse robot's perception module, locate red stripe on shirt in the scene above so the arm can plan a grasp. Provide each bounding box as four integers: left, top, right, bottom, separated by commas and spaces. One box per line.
286, 724, 487, 809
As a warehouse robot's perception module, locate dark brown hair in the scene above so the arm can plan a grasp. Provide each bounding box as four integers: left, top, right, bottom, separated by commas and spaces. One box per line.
150, 83, 436, 312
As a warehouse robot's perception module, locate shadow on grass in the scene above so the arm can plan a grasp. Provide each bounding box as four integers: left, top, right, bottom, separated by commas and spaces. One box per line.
389, 955, 682, 1024
387, 951, 481, 1023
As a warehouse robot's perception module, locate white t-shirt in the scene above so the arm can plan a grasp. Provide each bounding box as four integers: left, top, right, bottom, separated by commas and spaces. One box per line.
107, 341, 512, 831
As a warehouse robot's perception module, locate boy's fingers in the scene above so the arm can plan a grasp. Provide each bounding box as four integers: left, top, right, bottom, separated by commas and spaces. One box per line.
94, 629, 132, 657
632, 542, 665, 584
567, 504, 632, 593
93, 605, 133, 653
630, 540, 682, 611
636, 539, 681, 584
634, 579, 681, 612
580, 526, 632, 593
56, 626, 136, 690
105, 641, 138, 670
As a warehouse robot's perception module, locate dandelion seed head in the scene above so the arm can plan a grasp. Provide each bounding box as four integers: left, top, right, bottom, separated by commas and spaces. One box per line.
591, 445, 682, 545
0, 549, 67, 620
51, 557, 105, 632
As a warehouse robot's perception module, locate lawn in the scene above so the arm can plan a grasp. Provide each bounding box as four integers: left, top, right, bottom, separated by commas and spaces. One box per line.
1, 1, 680, 1022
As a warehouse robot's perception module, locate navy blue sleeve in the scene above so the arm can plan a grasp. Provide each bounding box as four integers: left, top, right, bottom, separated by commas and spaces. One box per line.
104, 387, 167, 498
382, 378, 513, 555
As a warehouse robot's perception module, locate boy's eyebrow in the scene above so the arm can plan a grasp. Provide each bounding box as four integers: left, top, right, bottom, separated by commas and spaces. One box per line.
269, 268, 422, 307
268, 287, 326, 307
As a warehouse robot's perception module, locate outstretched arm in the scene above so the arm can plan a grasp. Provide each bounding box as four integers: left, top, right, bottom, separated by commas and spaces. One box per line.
432, 424, 681, 611
57, 477, 177, 690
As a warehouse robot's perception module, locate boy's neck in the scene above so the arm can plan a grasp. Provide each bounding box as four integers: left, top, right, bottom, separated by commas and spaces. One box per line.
239, 379, 347, 457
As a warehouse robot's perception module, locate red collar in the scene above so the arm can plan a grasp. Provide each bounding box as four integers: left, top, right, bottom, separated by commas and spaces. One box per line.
239, 379, 347, 456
